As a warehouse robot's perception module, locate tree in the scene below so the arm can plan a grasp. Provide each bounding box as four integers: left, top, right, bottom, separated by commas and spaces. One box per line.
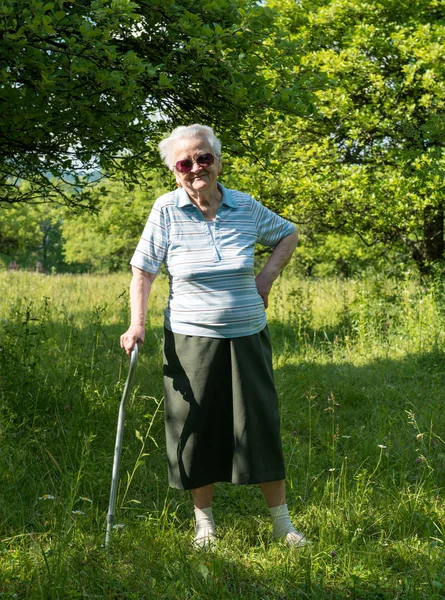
232, 0, 445, 272
0, 200, 65, 270
0, 0, 298, 207
61, 174, 170, 271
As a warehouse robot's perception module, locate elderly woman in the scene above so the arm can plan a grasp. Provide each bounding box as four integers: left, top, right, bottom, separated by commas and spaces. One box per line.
120, 124, 306, 548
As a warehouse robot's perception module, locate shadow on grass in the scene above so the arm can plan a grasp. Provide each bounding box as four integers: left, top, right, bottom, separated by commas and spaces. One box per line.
270, 319, 445, 492
2, 316, 445, 599
0, 321, 168, 534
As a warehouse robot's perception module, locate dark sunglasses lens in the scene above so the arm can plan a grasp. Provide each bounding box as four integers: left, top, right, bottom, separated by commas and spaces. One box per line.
196, 153, 214, 167
176, 159, 193, 173
175, 154, 214, 173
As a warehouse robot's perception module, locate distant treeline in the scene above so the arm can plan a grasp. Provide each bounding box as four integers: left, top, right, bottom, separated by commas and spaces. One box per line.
0, 174, 415, 278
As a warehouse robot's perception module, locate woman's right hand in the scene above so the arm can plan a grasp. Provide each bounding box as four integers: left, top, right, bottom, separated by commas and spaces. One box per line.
120, 325, 145, 355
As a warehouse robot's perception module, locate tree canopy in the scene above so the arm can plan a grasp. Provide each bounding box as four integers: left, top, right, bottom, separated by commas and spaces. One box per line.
230, 0, 445, 271
0, 0, 297, 206
3, 0, 445, 273
61, 175, 170, 272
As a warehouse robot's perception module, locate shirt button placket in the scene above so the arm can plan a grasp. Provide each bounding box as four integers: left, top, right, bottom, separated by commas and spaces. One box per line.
213, 216, 221, 262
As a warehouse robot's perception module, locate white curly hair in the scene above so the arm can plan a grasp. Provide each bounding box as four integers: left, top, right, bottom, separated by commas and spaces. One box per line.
158, 124, 222, 170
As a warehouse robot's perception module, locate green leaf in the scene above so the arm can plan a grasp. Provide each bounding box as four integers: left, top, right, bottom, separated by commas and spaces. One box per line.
158, 72, 170, 87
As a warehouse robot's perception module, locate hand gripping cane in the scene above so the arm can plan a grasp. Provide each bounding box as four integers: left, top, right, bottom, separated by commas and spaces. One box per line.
105, 344, 139, 549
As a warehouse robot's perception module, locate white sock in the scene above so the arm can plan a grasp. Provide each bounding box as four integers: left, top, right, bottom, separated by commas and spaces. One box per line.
194, 507, 215, 547
269, 504, 306, 547
269, 503, 294, 538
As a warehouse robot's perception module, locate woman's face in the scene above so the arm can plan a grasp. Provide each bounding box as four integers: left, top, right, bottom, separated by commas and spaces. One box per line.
172, 136, 221, 195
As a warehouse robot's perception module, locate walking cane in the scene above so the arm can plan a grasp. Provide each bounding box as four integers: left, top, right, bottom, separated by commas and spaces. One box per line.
105, 343, 139, 550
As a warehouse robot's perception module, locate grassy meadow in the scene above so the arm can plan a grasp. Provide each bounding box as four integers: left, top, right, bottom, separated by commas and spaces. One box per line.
1, 270, 445, 599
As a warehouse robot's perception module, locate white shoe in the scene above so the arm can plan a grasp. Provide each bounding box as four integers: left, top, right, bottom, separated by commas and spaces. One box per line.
283, 529, 308, 548
193, 532, 216, 550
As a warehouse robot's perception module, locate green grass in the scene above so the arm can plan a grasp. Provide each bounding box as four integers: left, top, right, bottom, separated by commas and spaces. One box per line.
1, 271, 445, 599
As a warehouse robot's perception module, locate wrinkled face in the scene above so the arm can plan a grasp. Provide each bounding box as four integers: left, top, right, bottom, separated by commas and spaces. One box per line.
173, 136, 221, 194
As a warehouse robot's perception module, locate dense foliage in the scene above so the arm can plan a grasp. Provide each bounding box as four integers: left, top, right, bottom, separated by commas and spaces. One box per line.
62, 176, 170, 272
2, 0, 445, 273
229, 0, 445, 271
0, 175, 169, 272
0, 0, 299, 206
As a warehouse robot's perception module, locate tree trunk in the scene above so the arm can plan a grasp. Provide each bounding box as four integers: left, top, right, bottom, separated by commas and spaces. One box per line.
410, 206, 444, 274
424, 205, 444, 262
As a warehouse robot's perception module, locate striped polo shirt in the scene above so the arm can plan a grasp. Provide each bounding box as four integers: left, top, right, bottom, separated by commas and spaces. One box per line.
130, 184, 296, 338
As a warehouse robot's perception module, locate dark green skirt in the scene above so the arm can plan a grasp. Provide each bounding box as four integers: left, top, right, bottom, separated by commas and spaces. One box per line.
163, 326, 285, 490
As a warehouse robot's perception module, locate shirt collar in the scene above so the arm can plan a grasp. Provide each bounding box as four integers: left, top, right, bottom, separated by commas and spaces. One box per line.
174, 183, 238, 209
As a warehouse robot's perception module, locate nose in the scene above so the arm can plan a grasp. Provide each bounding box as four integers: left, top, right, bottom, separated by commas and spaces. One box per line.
191, 161, 202, 173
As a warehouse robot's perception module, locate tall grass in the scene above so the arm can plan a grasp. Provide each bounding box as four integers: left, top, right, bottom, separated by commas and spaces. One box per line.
0, 271, 444, 599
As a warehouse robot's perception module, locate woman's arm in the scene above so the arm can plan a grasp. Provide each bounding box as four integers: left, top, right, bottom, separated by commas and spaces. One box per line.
120, 266, 157, 354
255, 229, 298, 309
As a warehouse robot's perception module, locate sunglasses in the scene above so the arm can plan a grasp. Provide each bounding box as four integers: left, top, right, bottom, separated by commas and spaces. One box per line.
175, 153, 215, 174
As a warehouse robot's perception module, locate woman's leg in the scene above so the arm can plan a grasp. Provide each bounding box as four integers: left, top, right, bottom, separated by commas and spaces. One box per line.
260, 480, 307, 548
191, 484, 216, 547
191, 483, 215, 508
259, 479, 286, 507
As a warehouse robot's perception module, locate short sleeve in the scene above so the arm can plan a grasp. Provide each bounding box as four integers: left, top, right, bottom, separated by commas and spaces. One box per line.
130, 199, 168, 274
250, 197, 296, 248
